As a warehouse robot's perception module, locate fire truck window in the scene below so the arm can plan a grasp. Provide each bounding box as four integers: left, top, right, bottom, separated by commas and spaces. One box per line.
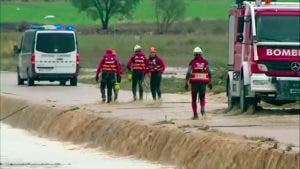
256, 16, 300, 42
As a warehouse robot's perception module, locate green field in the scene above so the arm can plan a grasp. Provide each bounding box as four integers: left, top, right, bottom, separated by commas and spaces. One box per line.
2, 0, 297, 25
1, 0, 237, 25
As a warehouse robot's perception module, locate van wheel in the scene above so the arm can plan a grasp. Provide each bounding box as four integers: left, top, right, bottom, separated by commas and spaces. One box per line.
70, 77, 77, 86
17, 69, 24, 85
59, 81, 66, 86
27, 71, 34, 86
239, 78, 248, 113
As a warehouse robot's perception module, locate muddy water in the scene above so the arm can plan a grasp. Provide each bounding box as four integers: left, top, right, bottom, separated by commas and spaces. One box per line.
0, 124, 174, 169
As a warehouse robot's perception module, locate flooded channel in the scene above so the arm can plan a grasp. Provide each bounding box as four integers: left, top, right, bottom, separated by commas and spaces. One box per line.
0, 124, 174, 169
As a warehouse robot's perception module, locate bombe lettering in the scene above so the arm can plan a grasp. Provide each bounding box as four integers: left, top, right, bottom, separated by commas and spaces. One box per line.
266, 49, 300, 57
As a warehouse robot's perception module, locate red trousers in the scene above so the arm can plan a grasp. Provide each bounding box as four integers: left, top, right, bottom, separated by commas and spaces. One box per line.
190, 82, 206, 115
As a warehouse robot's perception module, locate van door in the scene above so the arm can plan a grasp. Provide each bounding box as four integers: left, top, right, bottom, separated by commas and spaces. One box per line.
34, 31, 77, 74
20, 31, 35, 78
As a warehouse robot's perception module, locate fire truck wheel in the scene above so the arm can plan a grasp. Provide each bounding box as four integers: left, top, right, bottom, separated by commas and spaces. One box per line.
239, 79, 248, 113
227, 81, 238, 111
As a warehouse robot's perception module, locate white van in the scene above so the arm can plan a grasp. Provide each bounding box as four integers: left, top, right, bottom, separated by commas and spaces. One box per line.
15, 25, 80, 86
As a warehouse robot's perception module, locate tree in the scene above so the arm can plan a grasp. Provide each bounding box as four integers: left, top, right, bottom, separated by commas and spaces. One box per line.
71, 0, 141, 29
153, 0, 186, 33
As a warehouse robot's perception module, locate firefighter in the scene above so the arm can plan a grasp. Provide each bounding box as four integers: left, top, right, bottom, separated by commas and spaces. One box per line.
127, 45, 148, 101
95, 49, 122, 103
148, 47, 166, 100
185, 47, 212, 119
112, 49, 123, 101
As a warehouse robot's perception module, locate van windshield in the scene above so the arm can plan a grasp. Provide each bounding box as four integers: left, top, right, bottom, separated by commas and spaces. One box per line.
256, 15, 300, 42
36, 33, 75, 53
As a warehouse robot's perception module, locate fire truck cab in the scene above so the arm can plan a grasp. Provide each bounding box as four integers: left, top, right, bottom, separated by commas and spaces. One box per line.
227, 0, 300, 112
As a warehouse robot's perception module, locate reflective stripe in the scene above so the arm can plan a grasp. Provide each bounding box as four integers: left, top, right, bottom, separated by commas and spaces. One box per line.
190, 72, 209, 83
102, 57, 117, 72
148, 60, 162, 72
132, 56, 146, 70
103, 64, 117, 68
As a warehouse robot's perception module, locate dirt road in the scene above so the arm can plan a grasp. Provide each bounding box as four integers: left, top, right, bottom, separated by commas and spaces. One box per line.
1, 71, 299, 148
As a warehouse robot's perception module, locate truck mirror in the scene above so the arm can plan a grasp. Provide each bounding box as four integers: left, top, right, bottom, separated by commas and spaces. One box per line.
13, 45, 20, 55
237, 34, 244, 43
237, 17, 244, 34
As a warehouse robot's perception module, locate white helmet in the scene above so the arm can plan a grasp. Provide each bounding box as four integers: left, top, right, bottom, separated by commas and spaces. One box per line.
134, 45, 142, 52
193, 46, 203, 54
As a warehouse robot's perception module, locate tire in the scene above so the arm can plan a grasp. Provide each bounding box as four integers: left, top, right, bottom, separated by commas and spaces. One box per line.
239, 78, 248, 113
17, 68, 24, 85
227, 81, 238, 111
248, 97, 260, 113
59, 80, 66, 86
70, 77, 77, 86
27, 70, 34, 86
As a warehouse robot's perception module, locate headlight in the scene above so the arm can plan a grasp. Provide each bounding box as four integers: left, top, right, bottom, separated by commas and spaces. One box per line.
257, 64, 268, 71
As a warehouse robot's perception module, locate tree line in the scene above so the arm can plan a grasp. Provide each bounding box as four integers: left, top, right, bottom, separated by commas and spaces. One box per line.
70, 0, 186, 33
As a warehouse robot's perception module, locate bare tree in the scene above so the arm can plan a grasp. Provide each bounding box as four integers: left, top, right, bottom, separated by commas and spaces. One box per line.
71, 0, 141, 30
153, 0, 186, 33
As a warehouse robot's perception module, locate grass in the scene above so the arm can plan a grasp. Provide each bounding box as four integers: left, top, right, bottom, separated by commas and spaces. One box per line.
1, 0, 298, 25
0, 1, 95, 25
1, 0, 234, 24
78, 33, 227, 68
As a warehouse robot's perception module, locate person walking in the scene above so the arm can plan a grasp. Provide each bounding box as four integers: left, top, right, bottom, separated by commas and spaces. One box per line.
127, 45, 148, 101
185, 47, 212, 119
96, 49, 122, 103
148, 47, 166, 100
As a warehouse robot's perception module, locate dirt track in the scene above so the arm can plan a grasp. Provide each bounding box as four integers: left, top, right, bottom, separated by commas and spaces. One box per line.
1, 72, 299, 169
1, 72, 299, 147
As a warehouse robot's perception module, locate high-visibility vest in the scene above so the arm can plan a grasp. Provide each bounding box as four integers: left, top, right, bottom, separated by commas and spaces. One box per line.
132, 55, 146, 70
190, 62, 210, 83
102, 56, 117, 72
148, 57, 162, 72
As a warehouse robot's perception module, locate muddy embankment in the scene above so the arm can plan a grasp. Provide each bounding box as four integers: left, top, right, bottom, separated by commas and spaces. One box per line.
1, 96, 299, 169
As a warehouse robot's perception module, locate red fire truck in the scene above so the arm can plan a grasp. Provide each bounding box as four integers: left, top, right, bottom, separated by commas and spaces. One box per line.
227, 0, 300, 112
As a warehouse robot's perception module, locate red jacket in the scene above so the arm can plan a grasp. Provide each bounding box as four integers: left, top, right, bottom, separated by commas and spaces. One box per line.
148, 55, 166, 73
127, 51, 148, 71
96, 49, 122, 77
186, 55, 211, 83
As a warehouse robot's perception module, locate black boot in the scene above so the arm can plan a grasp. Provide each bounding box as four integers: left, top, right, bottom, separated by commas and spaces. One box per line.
192, 113, 199, 120
201, 107, 205, 116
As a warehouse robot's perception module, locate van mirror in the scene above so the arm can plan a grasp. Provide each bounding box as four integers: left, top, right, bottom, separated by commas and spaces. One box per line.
237, 16, 244, 34
13, 45, 20, 54
237, 34, 244, 43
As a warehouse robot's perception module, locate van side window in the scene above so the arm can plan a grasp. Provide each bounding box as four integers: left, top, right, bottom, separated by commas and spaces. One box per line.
21, 32, 34, 53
